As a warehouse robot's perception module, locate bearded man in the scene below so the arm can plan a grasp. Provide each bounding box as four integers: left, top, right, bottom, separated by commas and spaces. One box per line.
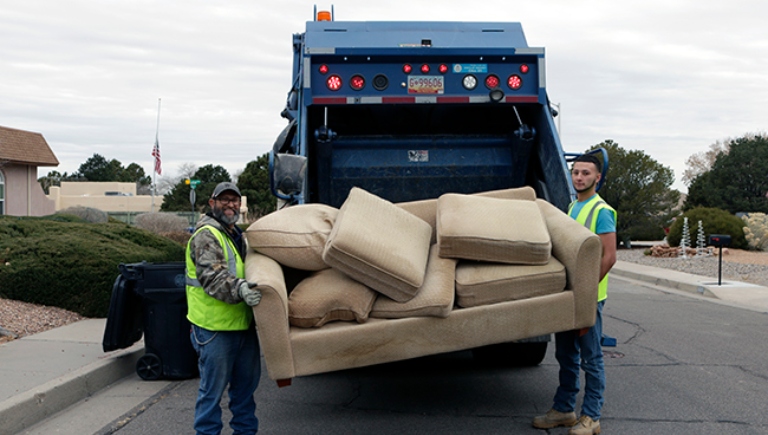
185, 181, 262, 435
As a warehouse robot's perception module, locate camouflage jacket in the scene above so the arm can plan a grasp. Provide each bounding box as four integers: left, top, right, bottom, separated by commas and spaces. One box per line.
188, 214, 246, 305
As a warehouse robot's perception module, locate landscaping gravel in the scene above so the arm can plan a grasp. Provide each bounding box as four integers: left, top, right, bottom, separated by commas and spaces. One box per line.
617, 248, 768, 287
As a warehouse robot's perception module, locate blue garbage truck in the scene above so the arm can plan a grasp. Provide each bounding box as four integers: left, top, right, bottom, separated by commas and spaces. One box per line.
271, 11, 579, 210
262, 11, 602, 370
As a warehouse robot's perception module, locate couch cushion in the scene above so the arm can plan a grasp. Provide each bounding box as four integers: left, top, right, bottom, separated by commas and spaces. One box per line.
288, 268, 377, 328
436, 194, 551, 265
455, 257, 566, 308
371, 245, 457, 319
323, 187, 433, 302
245, 204, 338, 271
397, 186, 538, 244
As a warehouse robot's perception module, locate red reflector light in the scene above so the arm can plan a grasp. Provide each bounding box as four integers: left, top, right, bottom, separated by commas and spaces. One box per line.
350, 74, 365, 90
439, 64, 449, 74
485, 74, 500, 89
421, 64, 430, 73
507, 74, 522, 90
403, 64, 412, 74
326, 74, 342, 91
520, 64, 529, 74
319, 64, 329, 74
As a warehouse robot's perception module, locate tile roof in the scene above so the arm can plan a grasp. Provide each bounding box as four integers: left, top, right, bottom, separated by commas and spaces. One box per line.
0, 125, 59, 166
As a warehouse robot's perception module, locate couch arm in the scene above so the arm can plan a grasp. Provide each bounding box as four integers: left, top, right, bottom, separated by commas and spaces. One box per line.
244, 251, 296, 380
536, 199, 602, 329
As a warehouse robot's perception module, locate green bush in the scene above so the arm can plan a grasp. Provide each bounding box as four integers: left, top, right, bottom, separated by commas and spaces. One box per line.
0, 215, 185, 317
666, 207, 746, 250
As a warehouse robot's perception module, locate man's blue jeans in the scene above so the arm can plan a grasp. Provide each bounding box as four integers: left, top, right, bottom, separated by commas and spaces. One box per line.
191, 325, 261, 435
553, 300, 605, 420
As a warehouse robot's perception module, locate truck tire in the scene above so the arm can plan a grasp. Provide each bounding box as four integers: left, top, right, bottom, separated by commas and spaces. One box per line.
472, 342, 548, 367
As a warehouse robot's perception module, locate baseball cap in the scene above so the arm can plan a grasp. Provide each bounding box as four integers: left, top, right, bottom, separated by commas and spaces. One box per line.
211, 182, 241, 198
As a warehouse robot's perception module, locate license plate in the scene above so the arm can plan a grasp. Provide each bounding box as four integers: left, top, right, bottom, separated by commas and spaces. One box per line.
408, 75, 444, 94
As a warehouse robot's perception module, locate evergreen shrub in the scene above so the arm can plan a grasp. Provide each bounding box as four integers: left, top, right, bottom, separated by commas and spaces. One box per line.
0, 216, 185, 317
666, 207, 746, 250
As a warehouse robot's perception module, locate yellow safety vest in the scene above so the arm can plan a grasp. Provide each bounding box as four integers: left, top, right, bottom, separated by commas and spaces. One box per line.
568, 194, 617, 302
186, 225, 252, 331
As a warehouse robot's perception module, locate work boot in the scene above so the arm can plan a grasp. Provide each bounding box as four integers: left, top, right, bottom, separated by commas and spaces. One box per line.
532, 408, 577, 429
568, 415, 601, 435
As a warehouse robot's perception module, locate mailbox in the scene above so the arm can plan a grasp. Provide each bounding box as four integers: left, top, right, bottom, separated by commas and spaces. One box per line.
708, 234, 731, 247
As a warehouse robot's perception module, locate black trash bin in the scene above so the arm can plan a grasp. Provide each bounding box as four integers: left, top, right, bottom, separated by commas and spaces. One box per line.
103, 261, 198, 381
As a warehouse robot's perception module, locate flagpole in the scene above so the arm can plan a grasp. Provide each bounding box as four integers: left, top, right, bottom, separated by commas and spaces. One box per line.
151, 98, 161, 212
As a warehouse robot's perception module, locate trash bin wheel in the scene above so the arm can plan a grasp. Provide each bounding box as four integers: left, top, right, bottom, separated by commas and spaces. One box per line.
136, 353, 163, 380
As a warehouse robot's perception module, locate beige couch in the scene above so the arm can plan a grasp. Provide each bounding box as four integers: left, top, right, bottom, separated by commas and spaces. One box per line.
245, 187, 601, 385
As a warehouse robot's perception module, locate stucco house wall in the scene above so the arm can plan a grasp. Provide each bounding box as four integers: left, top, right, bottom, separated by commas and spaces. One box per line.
0, 126, 59, 217
48, 182, 155, 213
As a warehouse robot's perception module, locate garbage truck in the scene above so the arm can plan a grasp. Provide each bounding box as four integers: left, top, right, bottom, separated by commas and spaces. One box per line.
250, 10, 604, 384
270, 11, 584, 209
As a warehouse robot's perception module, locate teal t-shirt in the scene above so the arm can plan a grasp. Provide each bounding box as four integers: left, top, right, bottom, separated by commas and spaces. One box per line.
569, 195, 616, 235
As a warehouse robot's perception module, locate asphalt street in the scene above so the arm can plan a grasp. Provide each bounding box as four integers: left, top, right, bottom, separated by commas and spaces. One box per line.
90, 276, 768, 435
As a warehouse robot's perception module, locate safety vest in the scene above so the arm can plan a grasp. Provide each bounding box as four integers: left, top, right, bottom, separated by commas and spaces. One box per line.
186, 225, 252, 331
568, 194, 617, 302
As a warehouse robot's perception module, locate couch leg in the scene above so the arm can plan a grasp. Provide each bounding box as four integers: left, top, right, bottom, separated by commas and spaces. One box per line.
276, 378, 292, 388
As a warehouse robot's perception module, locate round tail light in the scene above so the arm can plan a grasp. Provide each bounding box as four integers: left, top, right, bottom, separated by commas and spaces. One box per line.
350, 74, 365, 91
507, 74, 522, 90
462, 74, 478, 90
372, 74, 389, 91
485, 74, 500, 89
326, 74, 342, 91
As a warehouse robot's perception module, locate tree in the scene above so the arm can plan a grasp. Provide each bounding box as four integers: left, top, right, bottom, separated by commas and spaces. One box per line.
589, 140, 681, 246
37, 170, 84, 194
238, 153, 276, 219
681, 140, 729, 187
37, 170, 63, 194
76, 154, 121, 181
684, 133, 768, 214
161, 164, 232, 212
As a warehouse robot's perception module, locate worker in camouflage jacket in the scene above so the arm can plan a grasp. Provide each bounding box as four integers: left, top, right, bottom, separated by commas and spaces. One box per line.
186, 181, 262, 435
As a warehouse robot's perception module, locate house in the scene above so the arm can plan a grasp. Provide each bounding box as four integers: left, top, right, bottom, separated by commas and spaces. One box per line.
0, 126, 59, 216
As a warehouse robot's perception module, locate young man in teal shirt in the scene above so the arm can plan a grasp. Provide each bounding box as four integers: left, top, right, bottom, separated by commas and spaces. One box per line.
533, 154, 616, 435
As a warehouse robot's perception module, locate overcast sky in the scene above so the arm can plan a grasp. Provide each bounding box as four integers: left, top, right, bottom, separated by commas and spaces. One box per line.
2, 0, 766, 193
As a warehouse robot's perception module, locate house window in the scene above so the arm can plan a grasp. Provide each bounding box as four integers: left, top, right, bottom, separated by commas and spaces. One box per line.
0, 171, 4, 215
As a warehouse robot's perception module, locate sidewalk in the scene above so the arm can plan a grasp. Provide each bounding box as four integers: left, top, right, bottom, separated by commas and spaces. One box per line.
2, 262, 768, 435
0, 320, 146, 435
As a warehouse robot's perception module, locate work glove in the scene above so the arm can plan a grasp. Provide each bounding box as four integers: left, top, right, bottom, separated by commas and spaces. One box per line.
238, 281, 262, 306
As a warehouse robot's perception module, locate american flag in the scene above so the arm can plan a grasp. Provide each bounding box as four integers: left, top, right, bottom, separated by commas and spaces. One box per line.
151, 137, 162, 175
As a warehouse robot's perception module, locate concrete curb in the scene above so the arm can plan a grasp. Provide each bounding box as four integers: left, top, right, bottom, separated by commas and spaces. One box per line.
0, 343, 143, 435
612, 260, 718, 298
